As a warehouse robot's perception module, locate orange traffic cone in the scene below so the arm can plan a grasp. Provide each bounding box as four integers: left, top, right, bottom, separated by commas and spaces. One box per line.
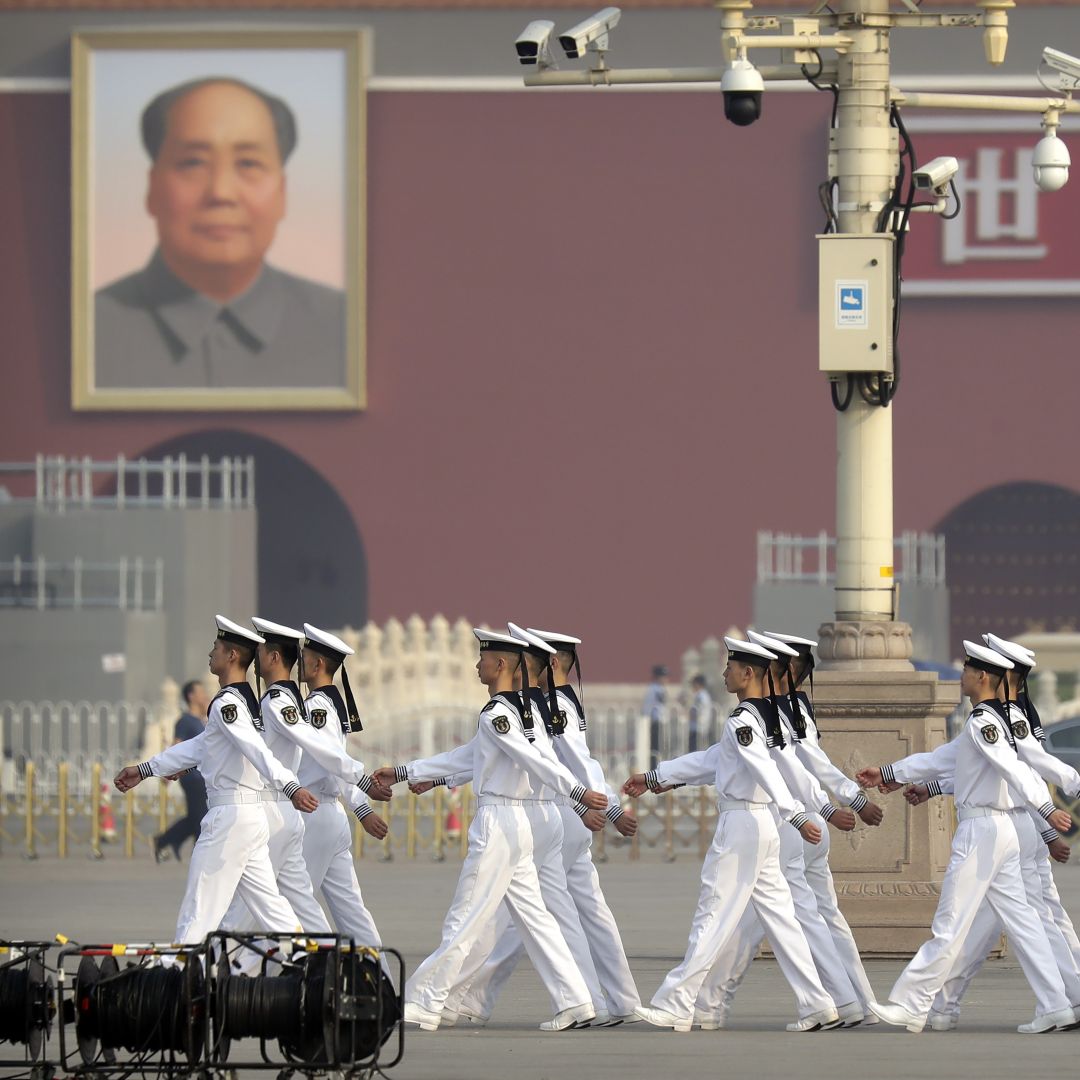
445, 791, 462, 840
99, 782, 117, 842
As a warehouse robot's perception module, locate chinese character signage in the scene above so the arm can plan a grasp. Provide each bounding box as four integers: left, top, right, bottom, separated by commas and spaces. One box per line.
903, 120, 1080, 297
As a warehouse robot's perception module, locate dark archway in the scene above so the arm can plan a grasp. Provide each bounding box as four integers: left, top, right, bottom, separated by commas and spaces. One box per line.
139, 430, 367, 630
935, 481, 1080, 645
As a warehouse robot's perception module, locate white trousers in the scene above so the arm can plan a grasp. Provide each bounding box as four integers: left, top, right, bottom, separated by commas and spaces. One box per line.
301, 801, 383, 948
405, 803, 592, 1016
650, 807, 835, 1022
174, 804, 300, 944
450, 805, 640, 1018
933, 812, 1080, 1016
221, 800, 331, 935
694, 814, 857, 1015
889, 814, 1070, 1020
1039, 851, 1080, 969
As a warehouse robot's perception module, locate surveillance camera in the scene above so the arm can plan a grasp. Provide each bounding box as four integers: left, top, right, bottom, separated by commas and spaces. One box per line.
515, 20, 556, 68
1042, 46, 1080, 91
913, 156, 960, 194
721, 59, 764, 127
558, 7, 621, 60
1033, 133, 1071, 192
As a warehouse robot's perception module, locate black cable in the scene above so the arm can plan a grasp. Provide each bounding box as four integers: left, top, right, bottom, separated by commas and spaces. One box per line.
940, 176, 962, 220
92, 966, 187, 1055
830, 374, 854, 412
221, 973, 305, 1042
0, 966, 31, 1044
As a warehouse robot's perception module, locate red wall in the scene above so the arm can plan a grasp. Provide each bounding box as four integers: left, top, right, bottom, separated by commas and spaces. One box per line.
1, 90, 1078, 679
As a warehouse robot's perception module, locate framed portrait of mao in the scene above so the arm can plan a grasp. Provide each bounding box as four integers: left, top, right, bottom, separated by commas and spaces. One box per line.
71, 29, 367, 411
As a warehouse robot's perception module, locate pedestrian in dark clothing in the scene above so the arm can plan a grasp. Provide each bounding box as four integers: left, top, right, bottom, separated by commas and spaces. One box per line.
153, 679, 210, 861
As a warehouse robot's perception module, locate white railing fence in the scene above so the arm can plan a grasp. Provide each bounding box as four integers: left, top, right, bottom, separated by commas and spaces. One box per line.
0, 556, 164, 611
0, 454, 255, 511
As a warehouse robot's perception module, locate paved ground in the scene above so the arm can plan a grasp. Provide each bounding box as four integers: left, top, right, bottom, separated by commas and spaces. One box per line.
4, 852, 1080, 1079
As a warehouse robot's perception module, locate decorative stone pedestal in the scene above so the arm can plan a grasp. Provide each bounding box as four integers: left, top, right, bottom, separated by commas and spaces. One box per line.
812, 621, 961, 957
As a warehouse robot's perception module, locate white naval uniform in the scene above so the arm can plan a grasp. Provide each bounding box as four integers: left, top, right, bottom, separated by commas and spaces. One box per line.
141, 683, 302, 944
219, 681, 334, 936
927, 704, 1080, 1017
882, 701, 1072, 1021
452, 685, 640, 1020
694, 701, 857, 1018
442, 687, 633, 1020
297, 686, 385, 955
402, 692, 594, 1019
788, 692, 878, 1011
645, 699, 836, 1024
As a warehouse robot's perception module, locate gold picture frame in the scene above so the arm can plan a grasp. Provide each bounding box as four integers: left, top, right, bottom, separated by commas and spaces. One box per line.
71, 28, 367, 411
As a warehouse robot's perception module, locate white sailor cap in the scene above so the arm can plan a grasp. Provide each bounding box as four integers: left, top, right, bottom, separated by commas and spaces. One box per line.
216, 614, 264, 648
508, 623, 557, 656
747, 629, 798, 658
760, 630, 818, 650
526, 628, 582, 649
963, 639, 1014, 673
724, 635, 777, 667
474, 628, 527, 652
302, 623, 354, 660
251, 617, 304, 646
982, 633, 1036, 671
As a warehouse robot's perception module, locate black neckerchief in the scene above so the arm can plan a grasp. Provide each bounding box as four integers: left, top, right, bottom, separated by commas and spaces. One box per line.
529, 687, 557, 737
218, 681, 263, 730
795, 690, 819, 736
976, 698, 1016, 751
556, 683, 587, 731
735, 698, 783, 748
777, 696, 803, 743
314, 684, 350, 733
269, 678, 306, 717
493, 690, 534, 741
1017, 690, 1045, 742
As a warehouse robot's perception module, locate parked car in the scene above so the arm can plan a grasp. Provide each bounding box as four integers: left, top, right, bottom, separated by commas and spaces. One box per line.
1042, 717, 1080, 837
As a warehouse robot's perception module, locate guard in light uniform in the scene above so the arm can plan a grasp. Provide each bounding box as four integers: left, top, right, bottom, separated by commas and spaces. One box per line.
693, 631, 863, 1028
624, 637, 840, 1033
298, 623, 390, 960
113, 616, 314, 943
423, 625, 611, 1027
374, 629, 609, 1033
446, 627, 642, 1026
858, 640, 1078, 1034
906, 634, 1080, 1030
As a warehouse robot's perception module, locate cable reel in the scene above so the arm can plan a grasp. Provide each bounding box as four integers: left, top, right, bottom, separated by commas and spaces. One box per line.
0, 942, 55, 1062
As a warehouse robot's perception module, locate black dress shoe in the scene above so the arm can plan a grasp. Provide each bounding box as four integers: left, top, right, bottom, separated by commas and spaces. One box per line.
152, 837, 170, 863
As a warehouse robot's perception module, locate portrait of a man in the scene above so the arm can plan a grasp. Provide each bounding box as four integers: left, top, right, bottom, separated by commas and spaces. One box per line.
71, 31, 366, 410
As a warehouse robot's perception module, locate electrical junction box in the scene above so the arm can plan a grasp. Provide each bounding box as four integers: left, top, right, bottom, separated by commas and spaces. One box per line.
818, 234, 894, 375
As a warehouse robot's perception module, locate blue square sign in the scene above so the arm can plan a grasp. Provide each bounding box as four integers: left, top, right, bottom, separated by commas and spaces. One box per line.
836, 280, 868, 328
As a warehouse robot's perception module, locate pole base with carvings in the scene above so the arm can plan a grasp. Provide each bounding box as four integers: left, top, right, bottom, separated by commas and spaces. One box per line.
812, 622, 959, 956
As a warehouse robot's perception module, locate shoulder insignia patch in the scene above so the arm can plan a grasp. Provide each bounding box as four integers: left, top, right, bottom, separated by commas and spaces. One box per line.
221, 703, 238, 724
282, 706, 299, 726
1012, 720, 1030, 740
269, 688, 281, 698
310, 709, 327, 730
492, 715, 511, 735
482, 699, 498, 713
736, 726, 753, 747
982, 724, 999, 745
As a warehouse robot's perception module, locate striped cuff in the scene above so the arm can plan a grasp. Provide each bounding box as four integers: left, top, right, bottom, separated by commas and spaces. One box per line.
880, 764, 896, 786
644, 770, 660, 792
1039, 802, 1056, 821
574, 803, 589, 818
789, 812, 809, 831
394, 766, 409, 784
137, 761, 154, 780
605, 804, 624, 823
570, 784, 587, 804
1042, 827, 1060, 845
848, 792, 868, 812
282, 782, 300, 799
927, 780, 943, 799
357, 775, 374, 793
353, 803, 373, 821
820, 804, 837, 820
431, 777, 448, 787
